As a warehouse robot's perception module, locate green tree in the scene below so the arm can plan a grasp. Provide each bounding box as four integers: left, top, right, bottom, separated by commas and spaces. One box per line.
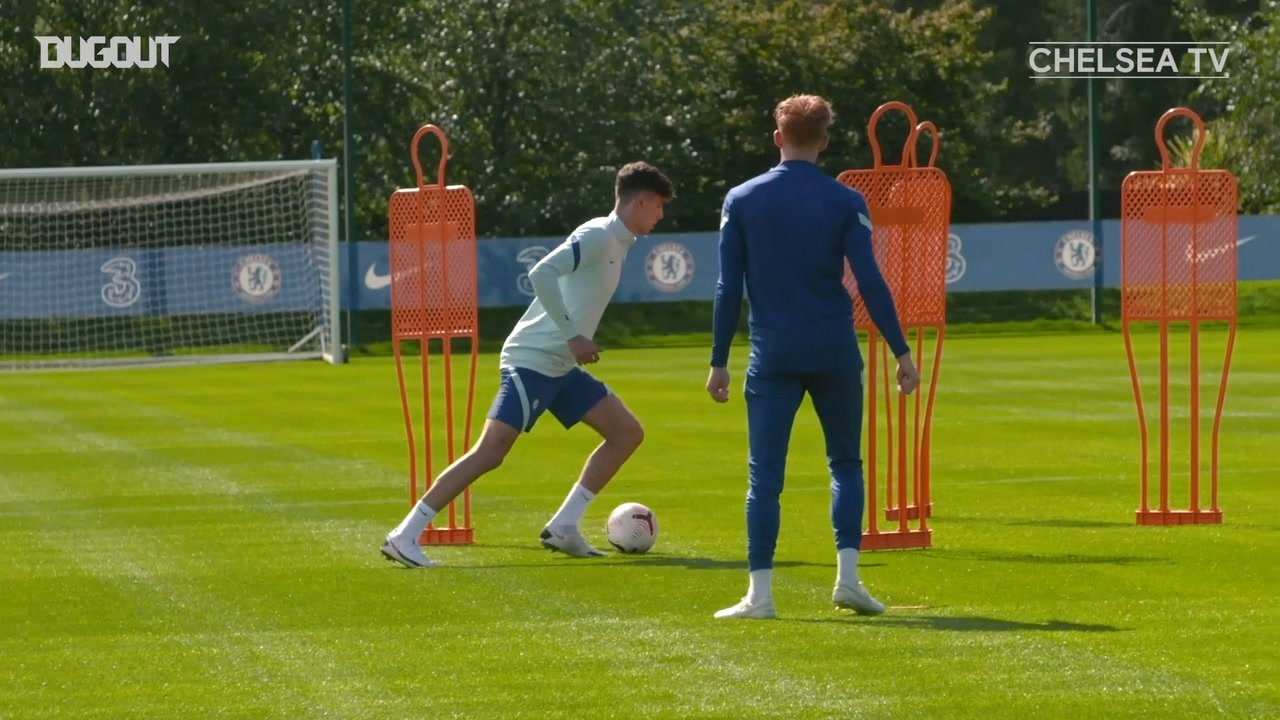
7, 0, 1236, 244
0, 1, 341, 167
395, 0, 1010, 233
1177, 0, 1276, 211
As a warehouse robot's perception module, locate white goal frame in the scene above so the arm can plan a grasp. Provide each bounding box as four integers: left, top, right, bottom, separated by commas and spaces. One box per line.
0, 159, 343, 369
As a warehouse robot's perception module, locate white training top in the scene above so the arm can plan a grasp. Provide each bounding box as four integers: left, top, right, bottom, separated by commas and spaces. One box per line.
500, 212, 636, 376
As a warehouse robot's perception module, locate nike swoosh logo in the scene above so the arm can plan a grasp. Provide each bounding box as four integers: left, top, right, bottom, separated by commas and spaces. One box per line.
364, 264, 391, 290
1186, 235, 1255, 264
0, 273, 10, 282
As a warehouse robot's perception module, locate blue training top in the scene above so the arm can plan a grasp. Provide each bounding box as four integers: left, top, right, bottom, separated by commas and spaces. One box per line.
711, 159, 911, 373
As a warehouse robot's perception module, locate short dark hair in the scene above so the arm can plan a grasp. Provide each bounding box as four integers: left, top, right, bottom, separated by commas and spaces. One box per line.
615, 161, 674, 201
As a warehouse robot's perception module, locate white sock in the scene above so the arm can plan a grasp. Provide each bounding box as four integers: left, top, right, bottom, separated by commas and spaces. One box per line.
747, 569, 773, 604
392, 498, 438, 541
547, 482, 596, 529
837, 548, 861, 587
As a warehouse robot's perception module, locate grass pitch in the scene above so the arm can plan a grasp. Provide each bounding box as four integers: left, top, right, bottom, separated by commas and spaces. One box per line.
1, 328, 1277, 719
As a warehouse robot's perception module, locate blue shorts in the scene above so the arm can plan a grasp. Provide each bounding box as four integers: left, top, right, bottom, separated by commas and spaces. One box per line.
487, 366, 611, 433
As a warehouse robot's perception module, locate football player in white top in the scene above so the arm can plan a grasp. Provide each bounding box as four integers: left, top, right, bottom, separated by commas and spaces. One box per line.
382, 162, 674, 567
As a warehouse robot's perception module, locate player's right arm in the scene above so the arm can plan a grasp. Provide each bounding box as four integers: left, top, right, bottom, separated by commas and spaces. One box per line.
527, 229, 609, 364
843, 191, 921, 394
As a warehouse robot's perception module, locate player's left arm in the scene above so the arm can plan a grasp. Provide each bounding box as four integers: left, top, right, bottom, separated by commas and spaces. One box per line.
528, 228, 612, 362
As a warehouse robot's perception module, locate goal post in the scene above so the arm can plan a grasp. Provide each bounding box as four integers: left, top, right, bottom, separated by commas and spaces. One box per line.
0, 159, 343, 369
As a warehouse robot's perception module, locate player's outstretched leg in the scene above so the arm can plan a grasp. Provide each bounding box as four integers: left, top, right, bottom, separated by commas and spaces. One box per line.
382, 419, 519, 568
716, 370, 803, 619
808, 366, 885, 616
541, 387, 642, 558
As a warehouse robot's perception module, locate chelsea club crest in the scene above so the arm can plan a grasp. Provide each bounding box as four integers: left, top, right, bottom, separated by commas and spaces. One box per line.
233, 254, 283, 304
645, 242, 695, 293
1055, 230, 1096, 280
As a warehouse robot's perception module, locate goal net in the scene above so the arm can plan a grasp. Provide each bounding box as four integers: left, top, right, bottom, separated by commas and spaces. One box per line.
0, 160, 342, 369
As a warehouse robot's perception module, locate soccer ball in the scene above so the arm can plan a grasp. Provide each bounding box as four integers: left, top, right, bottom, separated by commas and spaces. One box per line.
606, 502, 659, 553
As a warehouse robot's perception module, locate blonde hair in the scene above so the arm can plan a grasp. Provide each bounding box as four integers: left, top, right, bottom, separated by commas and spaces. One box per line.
774, 94, 834, 147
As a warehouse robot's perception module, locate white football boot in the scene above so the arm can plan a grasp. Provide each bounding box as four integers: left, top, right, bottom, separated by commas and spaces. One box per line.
380, 533, 439, 568
539, 526, 607, 557
832, 582, 886, 615
714, 596, 778, 620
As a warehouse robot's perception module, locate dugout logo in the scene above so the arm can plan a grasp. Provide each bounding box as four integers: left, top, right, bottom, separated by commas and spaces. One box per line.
1055, 230, 1096, 280
233, 254, 282, 304
36, 35, 179, 69
645, 242, 695, 293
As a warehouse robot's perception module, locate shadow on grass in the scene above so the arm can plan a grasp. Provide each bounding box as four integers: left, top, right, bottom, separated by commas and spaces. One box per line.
1005, 519, 1135, 529
944, 515, 1132, 529
450, 548, 855, 571
601, 555, 818, 570
794, 615, 1124, 633
611, 555, 890, 570
926, 548, 1170, 566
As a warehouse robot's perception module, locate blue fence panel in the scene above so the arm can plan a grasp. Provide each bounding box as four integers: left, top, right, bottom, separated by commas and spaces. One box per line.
341, 215, 1278, 310
3, 217, 1273, 317
0, 244, 319, 320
